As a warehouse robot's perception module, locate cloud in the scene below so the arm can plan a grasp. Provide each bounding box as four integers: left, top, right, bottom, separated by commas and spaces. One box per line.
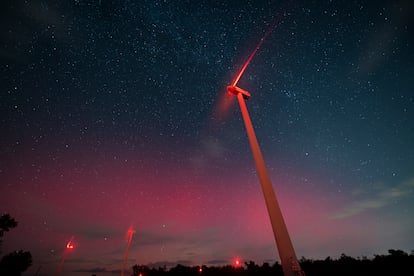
356, 1, 413, 74
77, 223, 120, 240
330, 177, 414, 219
133, 225, 223, 249
206, 259, 228, 265
133, 229, 178, 247
189, 136, 227, 170
73, 267, 107, 273
176, 259, 193, 266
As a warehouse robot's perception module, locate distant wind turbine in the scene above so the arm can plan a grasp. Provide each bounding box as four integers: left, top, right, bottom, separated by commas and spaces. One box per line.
55, 236, 75, 276
121, 227, 136, 276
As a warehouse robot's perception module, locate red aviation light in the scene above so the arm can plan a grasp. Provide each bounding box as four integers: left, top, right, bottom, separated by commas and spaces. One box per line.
66, 240, 74, 250
234, 258, 241, 267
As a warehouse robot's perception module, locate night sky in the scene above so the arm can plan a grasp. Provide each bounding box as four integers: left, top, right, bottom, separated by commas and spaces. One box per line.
1, 0, 413, 275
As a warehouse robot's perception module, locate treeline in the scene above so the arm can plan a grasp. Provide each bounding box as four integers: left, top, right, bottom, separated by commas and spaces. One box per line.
132, 249, 414, 276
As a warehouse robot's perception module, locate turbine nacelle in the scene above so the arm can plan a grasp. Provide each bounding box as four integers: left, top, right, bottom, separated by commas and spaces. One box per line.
227, 85, 251, 99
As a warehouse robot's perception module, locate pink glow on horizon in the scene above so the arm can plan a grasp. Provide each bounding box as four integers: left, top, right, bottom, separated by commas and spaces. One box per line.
2, 151, 403, 275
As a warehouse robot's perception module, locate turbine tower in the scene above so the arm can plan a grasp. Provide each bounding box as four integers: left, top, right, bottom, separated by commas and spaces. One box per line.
227, 36, 305, 274
227, 85, 304, 276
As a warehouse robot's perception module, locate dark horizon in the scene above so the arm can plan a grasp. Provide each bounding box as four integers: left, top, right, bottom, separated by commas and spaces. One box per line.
52, 249, 414, 275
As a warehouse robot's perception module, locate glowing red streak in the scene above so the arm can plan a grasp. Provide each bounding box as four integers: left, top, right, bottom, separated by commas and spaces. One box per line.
121, 227, 136, 276
56, 237, 75, 276
210, 20, 278, 126
231, 21, 277, 87
231, 39, 263, 87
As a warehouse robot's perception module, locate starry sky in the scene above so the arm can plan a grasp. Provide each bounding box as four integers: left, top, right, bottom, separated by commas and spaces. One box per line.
1, 0, 413, 275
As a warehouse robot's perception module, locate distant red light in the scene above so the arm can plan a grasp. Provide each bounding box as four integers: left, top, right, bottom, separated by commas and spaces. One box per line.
199, 267, 202, 273
234, 259, 241, 267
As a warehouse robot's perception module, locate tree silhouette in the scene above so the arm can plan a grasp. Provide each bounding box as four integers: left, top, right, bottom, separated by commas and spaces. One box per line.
0, 213, 18, 237
130, 249, 414, 276
0, 213, 32, 276
0, 250, 32, 276
0, 213, 18, 254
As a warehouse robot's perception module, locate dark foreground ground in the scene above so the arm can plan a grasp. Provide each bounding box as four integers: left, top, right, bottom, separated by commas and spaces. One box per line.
130, 249, 413, 276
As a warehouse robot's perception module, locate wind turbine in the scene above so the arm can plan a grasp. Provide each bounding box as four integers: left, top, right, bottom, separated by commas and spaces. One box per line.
55, 236, 75, 276
226, 28, 305, 276
121, 227, 136, 276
